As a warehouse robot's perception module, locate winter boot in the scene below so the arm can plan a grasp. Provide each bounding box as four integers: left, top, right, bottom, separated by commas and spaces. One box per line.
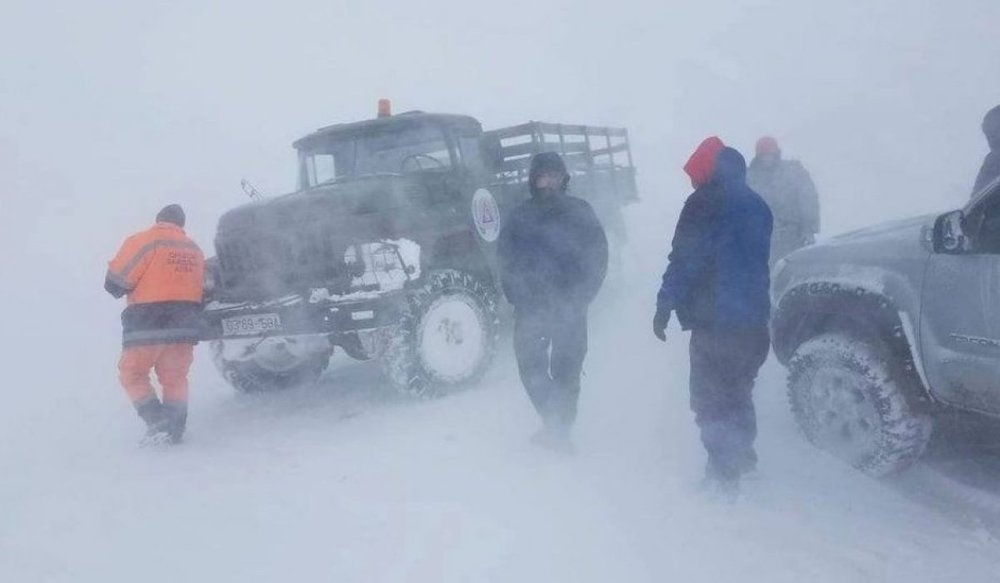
737, 448, 759, 479
530, 424, 576, 455
136, 399, 171, 446
702, 458, 740, 502
162, 402, 188, 445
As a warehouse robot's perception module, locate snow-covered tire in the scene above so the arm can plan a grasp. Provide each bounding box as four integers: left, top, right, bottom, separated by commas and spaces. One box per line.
379, 269, 500, 397
212, 338, 332, 393
788, 333, 933, 476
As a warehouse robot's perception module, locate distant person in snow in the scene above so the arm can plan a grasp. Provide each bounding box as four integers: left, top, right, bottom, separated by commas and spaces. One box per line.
653, 139, 772, 495
105, 205, 205, 445
974, 105, 1000, 196
497, 152, 608, 453
746, 136, 820, 266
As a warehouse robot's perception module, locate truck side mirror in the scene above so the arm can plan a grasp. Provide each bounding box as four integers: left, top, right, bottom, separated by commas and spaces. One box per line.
933, 210, 969, 254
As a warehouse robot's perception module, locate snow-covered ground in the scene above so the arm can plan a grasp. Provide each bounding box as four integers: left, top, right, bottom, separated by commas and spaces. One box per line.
4, 283, 1000, 582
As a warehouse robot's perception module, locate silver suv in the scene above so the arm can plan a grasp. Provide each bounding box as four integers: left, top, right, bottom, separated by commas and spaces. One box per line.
771, 176, 1000, 475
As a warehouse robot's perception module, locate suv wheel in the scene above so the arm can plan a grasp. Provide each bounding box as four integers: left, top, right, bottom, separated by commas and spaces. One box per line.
212, 336, 332, 393
379, 269, 500, 396
788, 333, 932, 476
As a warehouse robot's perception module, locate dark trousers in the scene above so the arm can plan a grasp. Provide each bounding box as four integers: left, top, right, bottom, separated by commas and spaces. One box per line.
689, 327, 770, 479
513, 307, 589, 431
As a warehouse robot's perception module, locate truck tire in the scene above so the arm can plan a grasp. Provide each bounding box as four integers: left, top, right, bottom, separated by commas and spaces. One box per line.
788, 333, 932, 476
379, 269, 500, 397
212, 337, 332, 393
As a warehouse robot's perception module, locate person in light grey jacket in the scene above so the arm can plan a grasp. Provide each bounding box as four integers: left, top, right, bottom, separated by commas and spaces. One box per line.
747, 136, 820, 267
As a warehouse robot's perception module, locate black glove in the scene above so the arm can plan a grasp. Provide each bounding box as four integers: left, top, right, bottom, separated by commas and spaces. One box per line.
653, 307, 670, 342
104, 276, 127, 299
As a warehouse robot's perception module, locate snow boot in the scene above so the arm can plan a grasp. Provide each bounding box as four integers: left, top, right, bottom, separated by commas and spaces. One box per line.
136, 399, 172, 447
737, 448, 759, 479
162, 402, 188, 445
701, 459, 740, 502
530, 425, 576, 455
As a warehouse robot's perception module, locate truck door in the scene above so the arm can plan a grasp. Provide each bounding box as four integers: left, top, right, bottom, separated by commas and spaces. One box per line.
921, 180, 1000, 414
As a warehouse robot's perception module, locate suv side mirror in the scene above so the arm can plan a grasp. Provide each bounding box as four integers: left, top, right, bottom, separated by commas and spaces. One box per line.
933, 210, 969, 254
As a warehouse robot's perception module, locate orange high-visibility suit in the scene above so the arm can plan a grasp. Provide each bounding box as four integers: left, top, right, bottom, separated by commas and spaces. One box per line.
106, 208, 204, 441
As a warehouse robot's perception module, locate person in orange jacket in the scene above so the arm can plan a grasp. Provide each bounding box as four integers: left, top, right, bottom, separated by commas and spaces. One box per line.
105, 205, 205, 444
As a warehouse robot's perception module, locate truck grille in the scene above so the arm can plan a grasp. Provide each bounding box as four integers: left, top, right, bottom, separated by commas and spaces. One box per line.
216, 229, 354, 297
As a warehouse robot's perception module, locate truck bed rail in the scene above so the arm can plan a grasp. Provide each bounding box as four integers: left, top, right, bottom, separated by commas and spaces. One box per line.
484, 121, 638, 205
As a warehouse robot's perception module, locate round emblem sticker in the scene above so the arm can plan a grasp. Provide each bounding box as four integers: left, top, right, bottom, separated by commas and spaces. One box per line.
472, 188, 501, 242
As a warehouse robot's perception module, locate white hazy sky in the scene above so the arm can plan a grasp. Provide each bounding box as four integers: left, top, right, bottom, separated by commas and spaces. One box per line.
1, 0, 998, 375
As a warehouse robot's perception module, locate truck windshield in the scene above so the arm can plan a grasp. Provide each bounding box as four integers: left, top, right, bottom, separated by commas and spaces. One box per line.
301, 125, 452, 187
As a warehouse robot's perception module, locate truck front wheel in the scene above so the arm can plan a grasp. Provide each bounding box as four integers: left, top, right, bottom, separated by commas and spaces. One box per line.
379, 269, 500, 396
212, 336, 332, 393
788, 333, 932, 476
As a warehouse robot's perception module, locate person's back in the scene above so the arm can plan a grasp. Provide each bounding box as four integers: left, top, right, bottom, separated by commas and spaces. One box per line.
716, 152, 773, 329
974, 105, 1000, 195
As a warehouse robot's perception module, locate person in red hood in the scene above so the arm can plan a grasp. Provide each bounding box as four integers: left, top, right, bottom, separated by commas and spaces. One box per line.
655, 141, 773, 497
683, 136, 726, 188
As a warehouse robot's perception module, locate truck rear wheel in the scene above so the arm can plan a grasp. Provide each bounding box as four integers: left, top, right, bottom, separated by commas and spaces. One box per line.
788, 333, 932, 476
379, 269, 499, 397
212, 336, 332, 393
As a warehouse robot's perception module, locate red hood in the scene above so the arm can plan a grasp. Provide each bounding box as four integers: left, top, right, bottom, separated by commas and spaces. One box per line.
683, 136, 725, 188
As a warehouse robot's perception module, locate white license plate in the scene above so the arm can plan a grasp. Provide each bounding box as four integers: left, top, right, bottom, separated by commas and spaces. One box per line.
222, 313, 282, 337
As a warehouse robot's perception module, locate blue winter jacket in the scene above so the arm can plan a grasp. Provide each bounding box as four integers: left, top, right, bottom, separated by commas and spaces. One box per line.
657, 147, 773, 331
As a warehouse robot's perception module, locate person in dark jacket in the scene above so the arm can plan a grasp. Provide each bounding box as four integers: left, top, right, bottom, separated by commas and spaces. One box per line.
653, 140, 773, 494
974, 105, 1000, 195
497, 152, 608, 451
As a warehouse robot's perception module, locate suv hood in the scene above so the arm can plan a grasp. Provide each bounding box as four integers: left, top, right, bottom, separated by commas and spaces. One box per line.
827, 214, 936, 246
773, 213, 936, 298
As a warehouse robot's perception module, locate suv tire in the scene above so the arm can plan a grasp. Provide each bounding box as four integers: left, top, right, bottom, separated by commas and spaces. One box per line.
379, 269, 500, 397
788, 333, 933, 476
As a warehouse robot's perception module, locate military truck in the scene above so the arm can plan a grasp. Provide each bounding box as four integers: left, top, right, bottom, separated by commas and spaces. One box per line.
771, 175, 1000, 475
202, 103, 637, 395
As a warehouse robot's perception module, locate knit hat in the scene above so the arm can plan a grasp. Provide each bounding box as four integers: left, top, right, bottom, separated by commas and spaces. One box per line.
755, 136, 781, 156
156, 204, 186, 227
